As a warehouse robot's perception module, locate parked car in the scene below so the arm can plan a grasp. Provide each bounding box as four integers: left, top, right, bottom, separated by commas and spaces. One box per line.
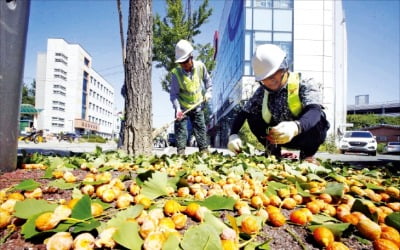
58, 132, 80, 142
382, 141, 400, 154
339, 131, 377, 156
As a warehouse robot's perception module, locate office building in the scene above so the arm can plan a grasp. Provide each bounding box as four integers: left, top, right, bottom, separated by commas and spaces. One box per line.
35, 38, 116, 138
209, 0, 347, 147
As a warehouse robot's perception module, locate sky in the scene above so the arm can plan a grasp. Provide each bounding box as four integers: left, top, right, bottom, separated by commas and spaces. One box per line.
22, 0, 399, 129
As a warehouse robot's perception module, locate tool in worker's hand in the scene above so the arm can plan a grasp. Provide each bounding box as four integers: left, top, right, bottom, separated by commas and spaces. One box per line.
152, 99, 204, 139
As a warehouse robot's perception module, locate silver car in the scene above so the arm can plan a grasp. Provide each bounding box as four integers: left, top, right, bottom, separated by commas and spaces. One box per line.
339, 131, 377, 156
383, 142, 400, 154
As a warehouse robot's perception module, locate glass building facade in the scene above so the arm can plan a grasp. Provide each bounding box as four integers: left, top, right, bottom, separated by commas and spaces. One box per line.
210, 0, 347, 147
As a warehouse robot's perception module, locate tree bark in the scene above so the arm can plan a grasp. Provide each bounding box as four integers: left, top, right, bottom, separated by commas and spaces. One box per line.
124, 0, 153, 155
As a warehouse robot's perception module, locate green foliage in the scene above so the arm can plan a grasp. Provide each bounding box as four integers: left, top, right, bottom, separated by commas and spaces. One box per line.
14, 199, 58, 219
347, 114, 400, 129
112, 221, 143, 250
21, 80, 35, 105
10, 179, 40, 192
238, 121, 264, 151
152, 0, 214, 92
196, 195, 236, 211
319, 134, 338, 153
181, 223, 222, 250
140, 171, 178, 199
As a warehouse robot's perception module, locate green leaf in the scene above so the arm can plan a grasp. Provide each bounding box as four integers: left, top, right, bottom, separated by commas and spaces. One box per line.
48, 179, 79, 190
323, 182, 345, 198
311, 214, 340, 224
295, 182, 310, 197
385, 212, 400, 231
141, 171, 176, 199
181, 223, 222, 250
246, 167, 265, 182
21, 213, 42, 239
197, 195, 235, 211
14, 199, 57, 219
71, 195, 92, 220
351, 199, 377, 222
365, 183, 385, 190
70, 218, 100, 233
163, 234, 181, 250
100, 205, 144, 232
308, 223, 351, 237
11, 179, 40, 191
113, 221, 143, 250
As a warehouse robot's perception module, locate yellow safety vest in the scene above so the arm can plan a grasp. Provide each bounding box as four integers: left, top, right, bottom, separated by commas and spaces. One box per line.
172, 62, 204, 109
262, 72, 302, 123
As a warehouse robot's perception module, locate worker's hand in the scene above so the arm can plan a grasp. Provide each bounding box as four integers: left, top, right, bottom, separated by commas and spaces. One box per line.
266, 121, 299, 144
204, 92, 212, 101
227, 134, 242, 154
176, 109, 184, 120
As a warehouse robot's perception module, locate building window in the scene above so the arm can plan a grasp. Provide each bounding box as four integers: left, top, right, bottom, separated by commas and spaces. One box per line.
273, 0, 292, 9
253, 8, 272, 30
255, 0, 272, 8
273, 9, 292, 31
84, 57, 90, 66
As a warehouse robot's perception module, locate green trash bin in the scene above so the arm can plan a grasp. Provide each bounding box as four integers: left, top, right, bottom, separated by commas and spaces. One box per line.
0, 0, 31, 172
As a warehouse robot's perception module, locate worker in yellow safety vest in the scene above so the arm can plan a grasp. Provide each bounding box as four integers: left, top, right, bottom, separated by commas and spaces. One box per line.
170, 40, 212, 155
227, 44, 330, 164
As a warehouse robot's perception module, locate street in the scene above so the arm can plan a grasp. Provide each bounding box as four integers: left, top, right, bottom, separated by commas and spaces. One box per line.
17, 140, 400, 167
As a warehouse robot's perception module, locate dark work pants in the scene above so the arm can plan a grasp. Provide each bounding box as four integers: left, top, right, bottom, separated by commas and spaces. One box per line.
174, 109, 208, 151
247, 114, 330, 159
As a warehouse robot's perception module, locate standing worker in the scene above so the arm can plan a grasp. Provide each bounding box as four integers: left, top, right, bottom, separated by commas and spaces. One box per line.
170, 39, 212, 155
227, 44, 330, 164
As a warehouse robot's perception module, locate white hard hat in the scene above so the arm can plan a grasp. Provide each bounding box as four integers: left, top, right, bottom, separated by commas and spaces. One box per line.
252, 44, 286, 81
175, 39, 194, 63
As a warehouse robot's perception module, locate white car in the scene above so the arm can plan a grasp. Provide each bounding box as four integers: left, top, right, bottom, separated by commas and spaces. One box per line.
339, 131, 377, 156
382, 142, 400, 154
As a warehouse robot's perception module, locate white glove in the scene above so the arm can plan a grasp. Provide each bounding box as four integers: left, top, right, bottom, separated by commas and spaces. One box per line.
204, 92, 212, 101
267, 121, 299, 144
227, 134, 242, 153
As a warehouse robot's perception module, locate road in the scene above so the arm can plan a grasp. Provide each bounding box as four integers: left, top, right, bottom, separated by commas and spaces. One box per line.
17, 140, 399, 167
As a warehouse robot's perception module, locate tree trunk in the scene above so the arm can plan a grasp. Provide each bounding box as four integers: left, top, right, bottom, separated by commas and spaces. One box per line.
124, 0, 153, 155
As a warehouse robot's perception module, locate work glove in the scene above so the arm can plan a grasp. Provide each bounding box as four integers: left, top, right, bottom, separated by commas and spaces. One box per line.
227, 134, 242, 153
176, 109, 184, 120
204, 92, 212, 101
267, 121, 299, 144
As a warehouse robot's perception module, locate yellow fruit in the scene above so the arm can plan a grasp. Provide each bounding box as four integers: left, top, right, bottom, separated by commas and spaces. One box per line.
0, 209, 12, 229
67, 198, 80, 209
387, 202, 400, 212
45, 232, 73, 250
91, 202, 104, 217
101, 188, 117, 203
139, 197, 152, 209
171, 213, 187, 229
73, 233, 95, 250
356, 218, 381, 240
306, 201, 321, 214
177, 187, 190, 197
221, 239, 239, 250
116, 192, 134, 209
250, 195, 263, 209
241, 215, 259, 234
373, 238, 399, 250
143, 231, 165, 250
282, 197, 297, 210
386, 186, 400, 199
159, 217, 175, 230
290, 208, 311, 225
164, 200, 182, 217
8, 192, 24, 201
326, 241, 350, 250
381, 225, 400, 247
269, 211, 286, 227
35, 212, 58, 231
313, 227, 335, 247
319, 193, 333, 204
185, 202, 200, 218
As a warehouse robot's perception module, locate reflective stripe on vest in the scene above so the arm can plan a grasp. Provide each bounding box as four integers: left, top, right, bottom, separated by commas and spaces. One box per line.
172, 62, 204, 109
262, 72, 302, 123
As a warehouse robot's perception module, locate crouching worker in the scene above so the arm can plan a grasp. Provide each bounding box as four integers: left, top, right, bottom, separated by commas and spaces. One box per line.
227, 44, 330, 164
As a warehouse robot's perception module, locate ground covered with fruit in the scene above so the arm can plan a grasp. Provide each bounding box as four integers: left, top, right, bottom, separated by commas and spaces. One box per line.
0, 146, 399, 250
